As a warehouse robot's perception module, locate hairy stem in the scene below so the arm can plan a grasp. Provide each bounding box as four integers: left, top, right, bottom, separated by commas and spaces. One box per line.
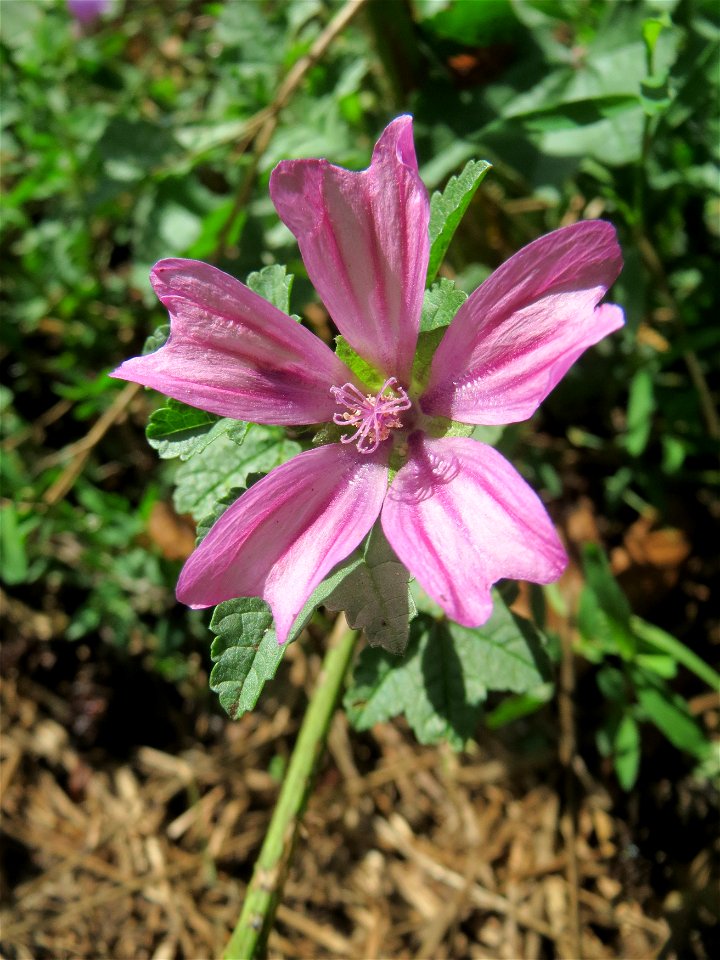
222, 616, 358, 960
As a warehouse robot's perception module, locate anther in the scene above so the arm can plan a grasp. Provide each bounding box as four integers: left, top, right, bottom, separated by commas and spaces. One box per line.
330, 377, 412, 454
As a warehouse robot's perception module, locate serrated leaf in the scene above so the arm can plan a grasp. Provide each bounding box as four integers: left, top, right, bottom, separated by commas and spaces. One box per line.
246, 263, 294, 314
324, 524, 414, 655
345, 593, 551, 749
209, 598, 281, 719
174, 425, 301, 521
143, 323, 170, 355
146, 398, 249, 461
335, 336, 384, 391
209, 550, 364, 719
411, 279, 467, 392
420, 278, 467, 333
426, 159, 492, 286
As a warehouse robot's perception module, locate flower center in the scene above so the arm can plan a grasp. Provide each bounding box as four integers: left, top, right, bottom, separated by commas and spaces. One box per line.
330, 377, 412, 454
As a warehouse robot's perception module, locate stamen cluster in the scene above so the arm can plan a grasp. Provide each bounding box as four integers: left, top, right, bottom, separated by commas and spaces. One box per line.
330, 377, 412, 454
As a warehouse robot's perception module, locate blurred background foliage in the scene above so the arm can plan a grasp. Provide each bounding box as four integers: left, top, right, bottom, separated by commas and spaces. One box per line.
1, 0, 718, 788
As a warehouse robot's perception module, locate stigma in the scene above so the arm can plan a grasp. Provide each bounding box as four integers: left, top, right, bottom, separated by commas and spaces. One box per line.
330, 377, 412, 454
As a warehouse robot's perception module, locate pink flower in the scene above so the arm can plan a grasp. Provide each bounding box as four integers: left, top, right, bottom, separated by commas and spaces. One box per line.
111, 117, 624, 644
67, 0, 109, 24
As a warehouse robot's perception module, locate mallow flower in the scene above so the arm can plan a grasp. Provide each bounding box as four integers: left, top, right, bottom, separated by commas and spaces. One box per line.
67, 0, 110, 24
112, 116, 623, 645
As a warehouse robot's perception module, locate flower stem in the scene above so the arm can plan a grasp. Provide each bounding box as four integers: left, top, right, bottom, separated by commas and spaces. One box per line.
222, 616, 358, 960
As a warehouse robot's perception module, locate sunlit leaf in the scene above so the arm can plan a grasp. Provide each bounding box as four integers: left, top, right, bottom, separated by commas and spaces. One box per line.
345, 593, 551, 749
426, 159, 492, 285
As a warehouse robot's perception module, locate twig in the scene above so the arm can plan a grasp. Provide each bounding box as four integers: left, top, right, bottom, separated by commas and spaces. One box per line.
374, 813, 557, 940
222, 616, 358, 960
42, 382, 141, 505
214, 0, 370, 258
1, 398, 72, 451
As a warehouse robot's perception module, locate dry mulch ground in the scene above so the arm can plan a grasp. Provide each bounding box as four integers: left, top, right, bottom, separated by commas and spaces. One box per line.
1, 624, 717, 960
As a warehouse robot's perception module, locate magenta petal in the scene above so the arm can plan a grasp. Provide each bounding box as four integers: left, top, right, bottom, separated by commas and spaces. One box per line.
110, 259, 356, 425
269, 116, 429, 383
421, 221, 624, 424
381, 434, 567, 626
177, 444, 388, 644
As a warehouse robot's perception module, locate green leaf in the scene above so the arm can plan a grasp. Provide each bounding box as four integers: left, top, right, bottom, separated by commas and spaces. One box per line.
146, 398, 249, 461
640, 74, 673, 117
426, 159, 492, 286
209, 599, 284, 719
195, 487, 246, 543
142, 323, 170, 355
0, 503, 29, 585
631, 615, 720, 690
624, 368, 655, 456
411, 280, 468, 391
209, 550, 365, 719
579, 543, 634, 656
335, 336, 384, 391
174, 425, 301, 521
246, 264, 294, 314
613, 713, 641, 790
634, 671, 709, 760
484, 683, 554, 729
411, 328, 447, 391
420, 278, 468, 332
345, 593, 551, 749
324, 524, 414, 655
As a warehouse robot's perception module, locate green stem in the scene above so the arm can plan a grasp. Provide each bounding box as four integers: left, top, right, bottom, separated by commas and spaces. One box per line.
222, 618, 358, 960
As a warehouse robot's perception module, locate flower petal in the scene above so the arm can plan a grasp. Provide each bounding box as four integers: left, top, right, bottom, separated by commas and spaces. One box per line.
111, 259, 356, 425
177, 443, 388, 644
420, 221, 624, 424
381, 434, 567, 626
269, 116, 429, 384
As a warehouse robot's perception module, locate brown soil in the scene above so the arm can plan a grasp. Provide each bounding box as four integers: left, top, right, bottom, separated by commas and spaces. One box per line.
1, 622, 717, 960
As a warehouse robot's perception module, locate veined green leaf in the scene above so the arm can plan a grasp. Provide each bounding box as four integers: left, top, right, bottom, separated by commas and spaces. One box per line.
324, 524, 415, 655
345, 593, 551, 749
174, 426, 301, 521
426, 159, 492, 286
420, 278, 467, 332
146, 398, 248, 461
246, 263, 294, 315
209, 549, 364, 719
